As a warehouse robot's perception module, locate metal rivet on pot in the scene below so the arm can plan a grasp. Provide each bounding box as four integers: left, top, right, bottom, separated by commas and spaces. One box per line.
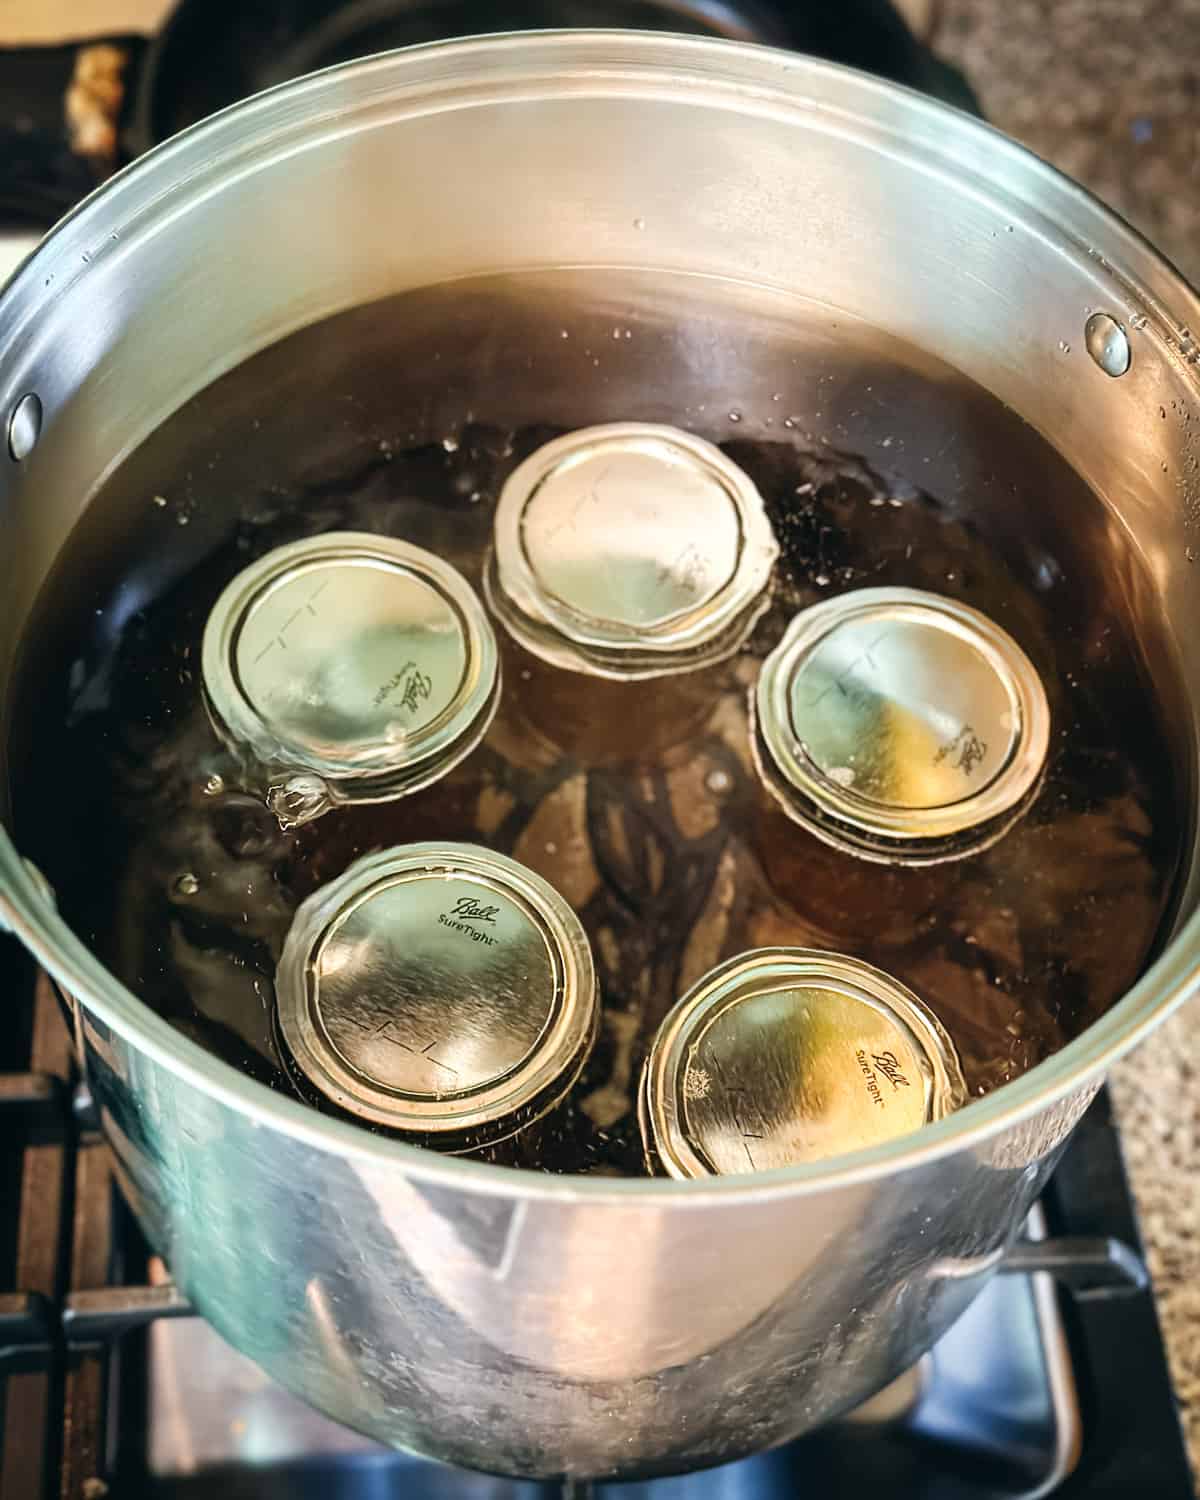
1084, 313, 1131, 377
7, 393, 42, 461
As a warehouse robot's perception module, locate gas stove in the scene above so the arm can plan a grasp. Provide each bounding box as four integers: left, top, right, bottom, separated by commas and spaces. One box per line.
0, 3, 1195, 1498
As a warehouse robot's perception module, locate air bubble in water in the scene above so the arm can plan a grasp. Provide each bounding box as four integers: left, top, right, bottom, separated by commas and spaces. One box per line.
173, 872, 199, 897
268, 773, 332, 829
202, 773, 224, 797
442, 436, 460, 453
728, 411, 742, 423
705, 769, 733, 795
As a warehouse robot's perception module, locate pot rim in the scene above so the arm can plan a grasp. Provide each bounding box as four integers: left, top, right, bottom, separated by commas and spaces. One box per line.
2, 29, 1198, 1206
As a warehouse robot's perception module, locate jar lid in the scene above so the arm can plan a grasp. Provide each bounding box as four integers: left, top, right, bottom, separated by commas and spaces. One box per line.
639, 948, 966, 1179
275, 844, 598, 1145
487, 423, 778, 679
202, 533, 499, 826
753, 587, 1050, 863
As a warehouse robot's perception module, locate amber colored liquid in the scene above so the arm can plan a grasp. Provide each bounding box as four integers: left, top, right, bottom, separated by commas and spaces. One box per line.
9, 273, 1185, 1175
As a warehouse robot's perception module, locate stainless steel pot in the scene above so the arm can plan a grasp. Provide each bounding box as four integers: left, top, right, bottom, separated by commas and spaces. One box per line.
1, 32, 1198, 1481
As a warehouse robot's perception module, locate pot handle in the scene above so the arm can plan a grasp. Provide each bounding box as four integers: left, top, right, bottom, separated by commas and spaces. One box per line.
1000, 1235, 1149, 1299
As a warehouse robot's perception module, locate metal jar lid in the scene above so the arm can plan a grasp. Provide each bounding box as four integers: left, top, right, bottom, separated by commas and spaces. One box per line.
202, 532, 499, 826
275, 844, 598, 1146
753, 587, 1050, 864
639, 948, 967, 1179
486, 423, 779, 679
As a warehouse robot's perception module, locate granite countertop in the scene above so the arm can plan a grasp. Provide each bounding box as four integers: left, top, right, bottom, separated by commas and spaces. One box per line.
935, 0, 1200, 1471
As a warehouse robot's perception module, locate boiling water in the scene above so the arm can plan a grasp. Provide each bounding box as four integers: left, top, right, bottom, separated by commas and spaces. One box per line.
9, 270, 1186, 1175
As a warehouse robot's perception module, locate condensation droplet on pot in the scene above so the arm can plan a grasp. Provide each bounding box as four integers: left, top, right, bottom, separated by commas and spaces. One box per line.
633, 217, 646, 231
7, 393, 42, 462
1084, 313, 1131, 377
1186, 547, 1196, 563
1057, 340, 1071, 354
728, 411, 742, 423
1160, 406, 1168, 420
1130, 312, 1148, 330
173, 872, 200, 898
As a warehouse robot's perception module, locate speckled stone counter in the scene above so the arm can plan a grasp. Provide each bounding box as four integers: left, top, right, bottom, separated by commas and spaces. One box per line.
937, 0, 1200, 1471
